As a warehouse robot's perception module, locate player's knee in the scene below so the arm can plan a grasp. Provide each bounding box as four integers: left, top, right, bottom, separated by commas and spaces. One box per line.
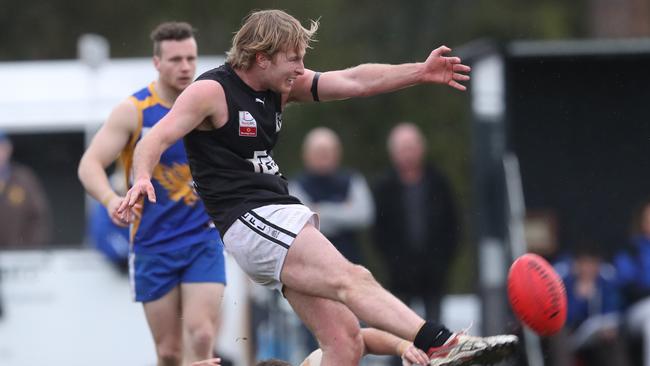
340, 330, 364, 363
187, 323, 215, 353
156, 346, 182, 366
339, 264, 376, 295
320, 324, 364, 363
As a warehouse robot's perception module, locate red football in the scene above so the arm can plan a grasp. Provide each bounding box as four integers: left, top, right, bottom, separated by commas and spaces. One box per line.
507, 253, 567, 336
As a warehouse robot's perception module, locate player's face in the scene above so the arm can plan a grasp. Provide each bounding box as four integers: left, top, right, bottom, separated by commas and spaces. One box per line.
268, 48, 305, 94
154, 38, 198, 92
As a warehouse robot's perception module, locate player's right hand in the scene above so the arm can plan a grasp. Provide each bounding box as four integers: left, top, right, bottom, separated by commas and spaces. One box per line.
118, 177, 156, 222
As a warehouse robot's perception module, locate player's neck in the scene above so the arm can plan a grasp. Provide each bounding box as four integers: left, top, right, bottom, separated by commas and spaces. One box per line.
233, 67, 267, 92
154, 80, 181, 105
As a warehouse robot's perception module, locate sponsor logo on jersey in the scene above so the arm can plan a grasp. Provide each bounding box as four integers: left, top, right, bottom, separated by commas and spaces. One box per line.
238, 111, 257, 137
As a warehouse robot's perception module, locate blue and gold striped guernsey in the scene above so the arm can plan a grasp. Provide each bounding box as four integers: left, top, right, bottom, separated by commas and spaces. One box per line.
121, 82, 216, 254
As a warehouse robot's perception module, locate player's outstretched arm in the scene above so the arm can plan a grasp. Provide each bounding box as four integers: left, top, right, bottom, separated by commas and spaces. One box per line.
289, 45, 470, 103
118, 80, 226, 221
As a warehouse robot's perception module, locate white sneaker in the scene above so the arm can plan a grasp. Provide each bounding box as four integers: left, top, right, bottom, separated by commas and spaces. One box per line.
426, 332, 518, 366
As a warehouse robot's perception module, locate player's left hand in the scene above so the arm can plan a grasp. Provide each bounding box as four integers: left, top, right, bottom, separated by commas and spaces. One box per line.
191, 357, 221, 366
400, 343, 429, 366
421, 45, 471, 91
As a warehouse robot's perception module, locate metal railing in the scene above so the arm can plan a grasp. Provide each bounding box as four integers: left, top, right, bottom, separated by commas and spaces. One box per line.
503, 153, 545, 366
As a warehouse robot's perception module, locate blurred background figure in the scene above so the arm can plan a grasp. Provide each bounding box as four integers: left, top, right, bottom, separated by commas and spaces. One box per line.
615, 197, 650, 366
289, 127, 374, 265
548, 242, 629, 366
0, 130, 52, 248
372, 122, 459, 349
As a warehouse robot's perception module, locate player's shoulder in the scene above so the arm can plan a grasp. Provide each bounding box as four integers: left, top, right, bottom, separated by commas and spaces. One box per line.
113, 98, 139, 116
181, 80, 226, 105
192, 66, 227, 96
105, 98, 139, 132
195, 64, 230, 83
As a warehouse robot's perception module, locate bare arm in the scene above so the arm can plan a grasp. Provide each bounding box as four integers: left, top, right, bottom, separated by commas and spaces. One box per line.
78, 100, 137, 226
361, 328, 429, 365
288, 45, 470, 103
298, 328, 428, 365
118, 80, 226, 218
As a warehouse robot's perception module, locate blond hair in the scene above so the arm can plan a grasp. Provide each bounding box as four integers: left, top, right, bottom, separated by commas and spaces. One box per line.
226, 9, 319, 70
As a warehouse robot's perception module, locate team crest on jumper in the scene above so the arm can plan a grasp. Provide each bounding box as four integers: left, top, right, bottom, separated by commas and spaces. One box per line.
239, 111, 257, 137
152, 163, 199, 206
275, 112, 282, 132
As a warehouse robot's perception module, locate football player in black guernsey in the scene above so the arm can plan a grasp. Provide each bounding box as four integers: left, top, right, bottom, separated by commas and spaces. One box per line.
119, 9, 517, 366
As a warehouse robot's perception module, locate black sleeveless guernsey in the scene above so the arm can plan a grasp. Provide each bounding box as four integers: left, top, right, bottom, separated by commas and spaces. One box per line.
184, 63, 301, 233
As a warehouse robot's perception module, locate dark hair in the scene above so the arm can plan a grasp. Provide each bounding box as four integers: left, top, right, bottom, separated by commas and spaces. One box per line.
255, 359, 291, 366
150, 21, 196, 56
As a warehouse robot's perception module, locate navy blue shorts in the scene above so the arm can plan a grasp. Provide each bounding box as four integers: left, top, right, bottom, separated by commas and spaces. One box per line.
130, 237, 226, 303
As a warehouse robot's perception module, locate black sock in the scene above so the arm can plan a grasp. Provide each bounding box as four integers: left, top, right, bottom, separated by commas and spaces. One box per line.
413, 322, 453, 350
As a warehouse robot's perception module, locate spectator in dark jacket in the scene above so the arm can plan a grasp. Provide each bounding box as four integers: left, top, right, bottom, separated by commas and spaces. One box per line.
372, 122, 459, 323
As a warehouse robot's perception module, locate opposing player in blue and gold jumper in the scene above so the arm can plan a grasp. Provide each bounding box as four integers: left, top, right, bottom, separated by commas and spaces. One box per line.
78, 22, 226, 366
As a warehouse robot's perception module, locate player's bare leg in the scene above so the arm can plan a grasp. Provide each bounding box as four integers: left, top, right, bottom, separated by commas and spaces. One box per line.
282, 222, 518, 366
181, 283, 225, 363
281, 222, 425, 341
143, 286, 183, 366
284, 287, 364, 366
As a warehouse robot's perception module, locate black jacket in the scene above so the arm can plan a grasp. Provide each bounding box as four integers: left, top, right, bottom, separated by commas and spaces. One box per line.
372, 164, 459, 295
